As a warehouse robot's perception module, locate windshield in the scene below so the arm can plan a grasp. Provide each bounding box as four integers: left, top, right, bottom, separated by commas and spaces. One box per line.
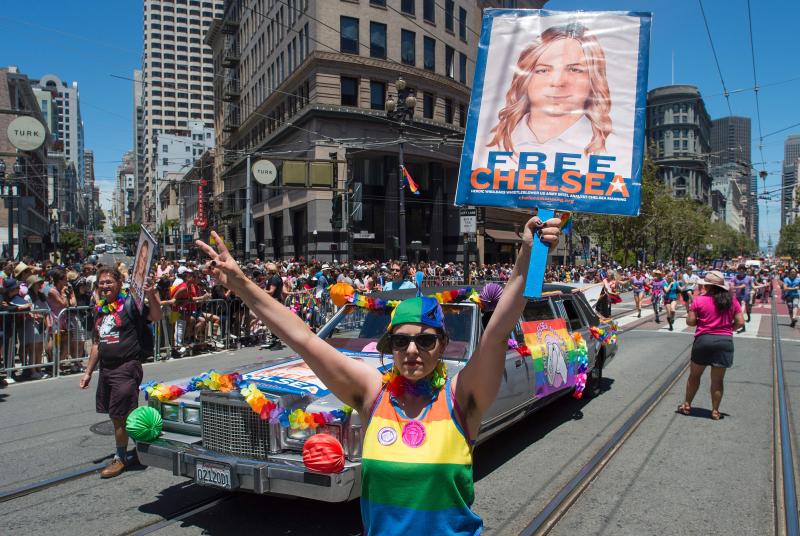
320, 304, 473, 360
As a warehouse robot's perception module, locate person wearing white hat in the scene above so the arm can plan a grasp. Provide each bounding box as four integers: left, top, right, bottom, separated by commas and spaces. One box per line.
678, 270, 744, 421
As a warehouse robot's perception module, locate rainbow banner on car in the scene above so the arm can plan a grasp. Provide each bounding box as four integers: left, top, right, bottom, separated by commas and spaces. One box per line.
521, 318, 581, 398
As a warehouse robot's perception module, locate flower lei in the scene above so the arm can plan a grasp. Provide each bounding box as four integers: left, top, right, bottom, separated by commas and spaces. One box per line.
571, 332, 589, 399
381, 360, 447, 398
347, 287, 482, 312
141, 370, 353, 430
589, 324, 618, 345
96, 291, 127, 314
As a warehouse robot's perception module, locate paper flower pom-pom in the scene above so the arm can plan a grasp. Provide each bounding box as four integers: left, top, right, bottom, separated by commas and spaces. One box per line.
329, 282, 355, 307
126, 406, 163, 442
302, 433, 345, 473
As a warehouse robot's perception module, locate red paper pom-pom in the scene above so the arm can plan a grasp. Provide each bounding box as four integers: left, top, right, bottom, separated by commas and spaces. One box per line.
302, 433, 345, 473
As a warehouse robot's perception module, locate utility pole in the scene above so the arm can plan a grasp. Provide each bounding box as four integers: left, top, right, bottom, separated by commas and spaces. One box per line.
245, 154, 252, 261
178, 183, 185, 259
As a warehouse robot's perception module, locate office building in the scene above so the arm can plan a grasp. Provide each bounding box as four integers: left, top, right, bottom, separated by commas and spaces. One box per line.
207, 0, 547, 263
31, 74, 85, 188
646, 85, 713, 205
133, 69, 146, 221
781, 134, 800, 228
140, 0, 224, 228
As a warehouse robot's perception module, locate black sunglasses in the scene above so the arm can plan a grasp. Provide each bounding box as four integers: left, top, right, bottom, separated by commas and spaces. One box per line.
389, 333, 439, 351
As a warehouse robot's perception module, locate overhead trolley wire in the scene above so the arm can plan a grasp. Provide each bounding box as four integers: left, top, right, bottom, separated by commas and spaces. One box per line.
697, 0, 734, 117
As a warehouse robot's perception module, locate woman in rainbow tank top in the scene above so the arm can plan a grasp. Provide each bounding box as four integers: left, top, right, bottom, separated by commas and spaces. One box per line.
195, 216, 562, 535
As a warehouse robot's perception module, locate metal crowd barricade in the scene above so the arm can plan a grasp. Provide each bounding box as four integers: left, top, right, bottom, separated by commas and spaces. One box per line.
227, 299, 252, 348
53, 305, 94, 377
1, 308, 56, 379
154, 299, 230, 359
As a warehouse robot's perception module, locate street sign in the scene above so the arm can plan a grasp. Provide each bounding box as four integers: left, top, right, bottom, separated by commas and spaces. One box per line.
7, 116, 46, 151
353, 231, 375, 239
460, 208, 477, 234
252, 159, 278, 185
464, 234, 478, 243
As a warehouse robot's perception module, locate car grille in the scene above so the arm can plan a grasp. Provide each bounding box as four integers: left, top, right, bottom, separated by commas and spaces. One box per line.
200, 393, 271, 460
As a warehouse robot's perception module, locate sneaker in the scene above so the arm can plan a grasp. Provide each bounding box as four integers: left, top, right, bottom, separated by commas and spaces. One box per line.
791, 319, 797, 328
737, 327, 746, 334
637, 310, 641, 318
100, 457, 126, 479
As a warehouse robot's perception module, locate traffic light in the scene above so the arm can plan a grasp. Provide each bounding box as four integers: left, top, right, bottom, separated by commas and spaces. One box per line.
330, 194, 343, 230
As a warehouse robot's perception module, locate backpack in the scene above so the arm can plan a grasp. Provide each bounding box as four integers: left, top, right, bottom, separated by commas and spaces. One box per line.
123, 296, 155, 359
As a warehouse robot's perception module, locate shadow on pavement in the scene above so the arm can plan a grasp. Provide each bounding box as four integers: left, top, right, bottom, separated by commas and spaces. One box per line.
473, 377, 614, 481
139, 483, 362, 535
674, 407, 730, 420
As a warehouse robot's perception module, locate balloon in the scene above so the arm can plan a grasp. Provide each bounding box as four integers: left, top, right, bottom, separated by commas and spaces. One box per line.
126, 406, 163, 442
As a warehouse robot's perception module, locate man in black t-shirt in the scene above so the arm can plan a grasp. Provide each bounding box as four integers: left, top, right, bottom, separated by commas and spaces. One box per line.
80, 267, 161, 478
263, 262, 284, 349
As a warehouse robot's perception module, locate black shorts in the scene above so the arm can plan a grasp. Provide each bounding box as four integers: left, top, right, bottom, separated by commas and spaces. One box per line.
96, 360, 143, 418
691, 334, 734, 368
681, 290, 693, 301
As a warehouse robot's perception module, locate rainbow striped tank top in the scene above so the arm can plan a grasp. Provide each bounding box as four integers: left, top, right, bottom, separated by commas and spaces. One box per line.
361, 378, 482, 535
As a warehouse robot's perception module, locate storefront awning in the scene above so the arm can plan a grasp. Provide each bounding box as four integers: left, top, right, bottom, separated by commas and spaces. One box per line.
485, 229, 523, 243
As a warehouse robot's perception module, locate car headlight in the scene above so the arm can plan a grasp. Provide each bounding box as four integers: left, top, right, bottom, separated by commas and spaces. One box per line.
161, 403, 180, 422
287, 427, 316, 442
182, 406, 201, 425
318, 423, 342, 443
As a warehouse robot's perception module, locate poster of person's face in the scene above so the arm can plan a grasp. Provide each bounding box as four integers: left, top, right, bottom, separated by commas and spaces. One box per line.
456, 10, 651, 216
130, 227, 158, 313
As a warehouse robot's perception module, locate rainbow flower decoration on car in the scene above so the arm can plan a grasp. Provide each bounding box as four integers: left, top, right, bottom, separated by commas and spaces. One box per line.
141, 370, 352, 430
343, 286, 482, 312
589, 325, 618, 345
571, 332, 589, 399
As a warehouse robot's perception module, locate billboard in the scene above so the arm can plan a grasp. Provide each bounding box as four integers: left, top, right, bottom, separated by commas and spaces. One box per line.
456, 10, 652, 217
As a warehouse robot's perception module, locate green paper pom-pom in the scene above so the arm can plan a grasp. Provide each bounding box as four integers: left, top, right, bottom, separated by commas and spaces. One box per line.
126, 406, 163, 442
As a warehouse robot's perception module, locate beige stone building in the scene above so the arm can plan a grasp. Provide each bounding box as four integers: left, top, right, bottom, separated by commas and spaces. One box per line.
207, 0, 546, 263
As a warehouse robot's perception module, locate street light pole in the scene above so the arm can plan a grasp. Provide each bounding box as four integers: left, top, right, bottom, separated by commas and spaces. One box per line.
385, 77, 416, 263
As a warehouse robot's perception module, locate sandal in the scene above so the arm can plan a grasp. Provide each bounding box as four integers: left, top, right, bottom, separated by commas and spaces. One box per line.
677, 402, 691, 415
711, 410, 722, 420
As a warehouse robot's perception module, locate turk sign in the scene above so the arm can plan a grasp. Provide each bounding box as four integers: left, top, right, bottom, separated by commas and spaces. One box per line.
7, 116, 46, 151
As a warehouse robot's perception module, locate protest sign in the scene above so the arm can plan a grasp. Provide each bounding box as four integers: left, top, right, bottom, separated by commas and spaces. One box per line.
455, 10, 651, 296
130, 226, 158, 312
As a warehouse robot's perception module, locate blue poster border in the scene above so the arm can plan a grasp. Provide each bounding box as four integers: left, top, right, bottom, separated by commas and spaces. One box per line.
455, 9, 653, 218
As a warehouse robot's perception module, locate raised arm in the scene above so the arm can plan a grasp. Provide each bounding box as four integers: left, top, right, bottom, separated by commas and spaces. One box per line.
453, 216, 561, 433
196, 232, 382, 412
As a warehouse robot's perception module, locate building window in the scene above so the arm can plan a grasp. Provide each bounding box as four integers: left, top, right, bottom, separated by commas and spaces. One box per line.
340, 16, 359, 54
423, 93, 434, 119
445, 0, 454, 31
458, 103, 466, 127
370, 0, 386, 5
401, 30, 416, 66
444, 98, 453, 123
341, 76, 359, 106
445, 45, 454, 78
370, 22, 387, 59
162, 144, 168, 152
401, 0, 415, 15
162, 158, 168, 165
370, 80, 386, 110
424, 36, 435, 71
423, 0, 434, 23
459, 52, 467, 84
459, 7, 467, 41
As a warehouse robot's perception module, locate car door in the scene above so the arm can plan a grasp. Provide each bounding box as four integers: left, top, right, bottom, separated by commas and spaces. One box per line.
481, 299, 555, 424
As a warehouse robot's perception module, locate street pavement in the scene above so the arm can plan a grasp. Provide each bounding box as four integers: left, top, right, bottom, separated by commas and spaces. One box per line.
0, 292, 798, 535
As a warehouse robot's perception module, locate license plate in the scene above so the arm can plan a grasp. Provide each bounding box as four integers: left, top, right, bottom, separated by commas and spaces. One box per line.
195, 460, 232, 489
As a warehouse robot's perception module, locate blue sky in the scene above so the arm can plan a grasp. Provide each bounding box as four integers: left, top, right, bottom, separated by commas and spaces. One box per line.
1, 0, 798, 251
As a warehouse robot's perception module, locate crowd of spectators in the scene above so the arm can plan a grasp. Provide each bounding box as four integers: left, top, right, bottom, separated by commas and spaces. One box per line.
1, 253, 797, 387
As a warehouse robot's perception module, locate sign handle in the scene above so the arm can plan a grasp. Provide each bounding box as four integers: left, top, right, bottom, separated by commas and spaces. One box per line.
523, 208, 554, 298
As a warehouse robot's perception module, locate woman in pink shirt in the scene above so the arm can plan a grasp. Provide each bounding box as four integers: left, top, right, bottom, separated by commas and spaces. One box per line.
678, 271, 744, 420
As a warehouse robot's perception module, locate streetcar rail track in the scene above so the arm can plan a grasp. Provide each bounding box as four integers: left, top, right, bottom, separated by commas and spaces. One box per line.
518, 343, 692, 536
122, 492, 233, 536
771, 295, 799, 536
0, 454, 114, 503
